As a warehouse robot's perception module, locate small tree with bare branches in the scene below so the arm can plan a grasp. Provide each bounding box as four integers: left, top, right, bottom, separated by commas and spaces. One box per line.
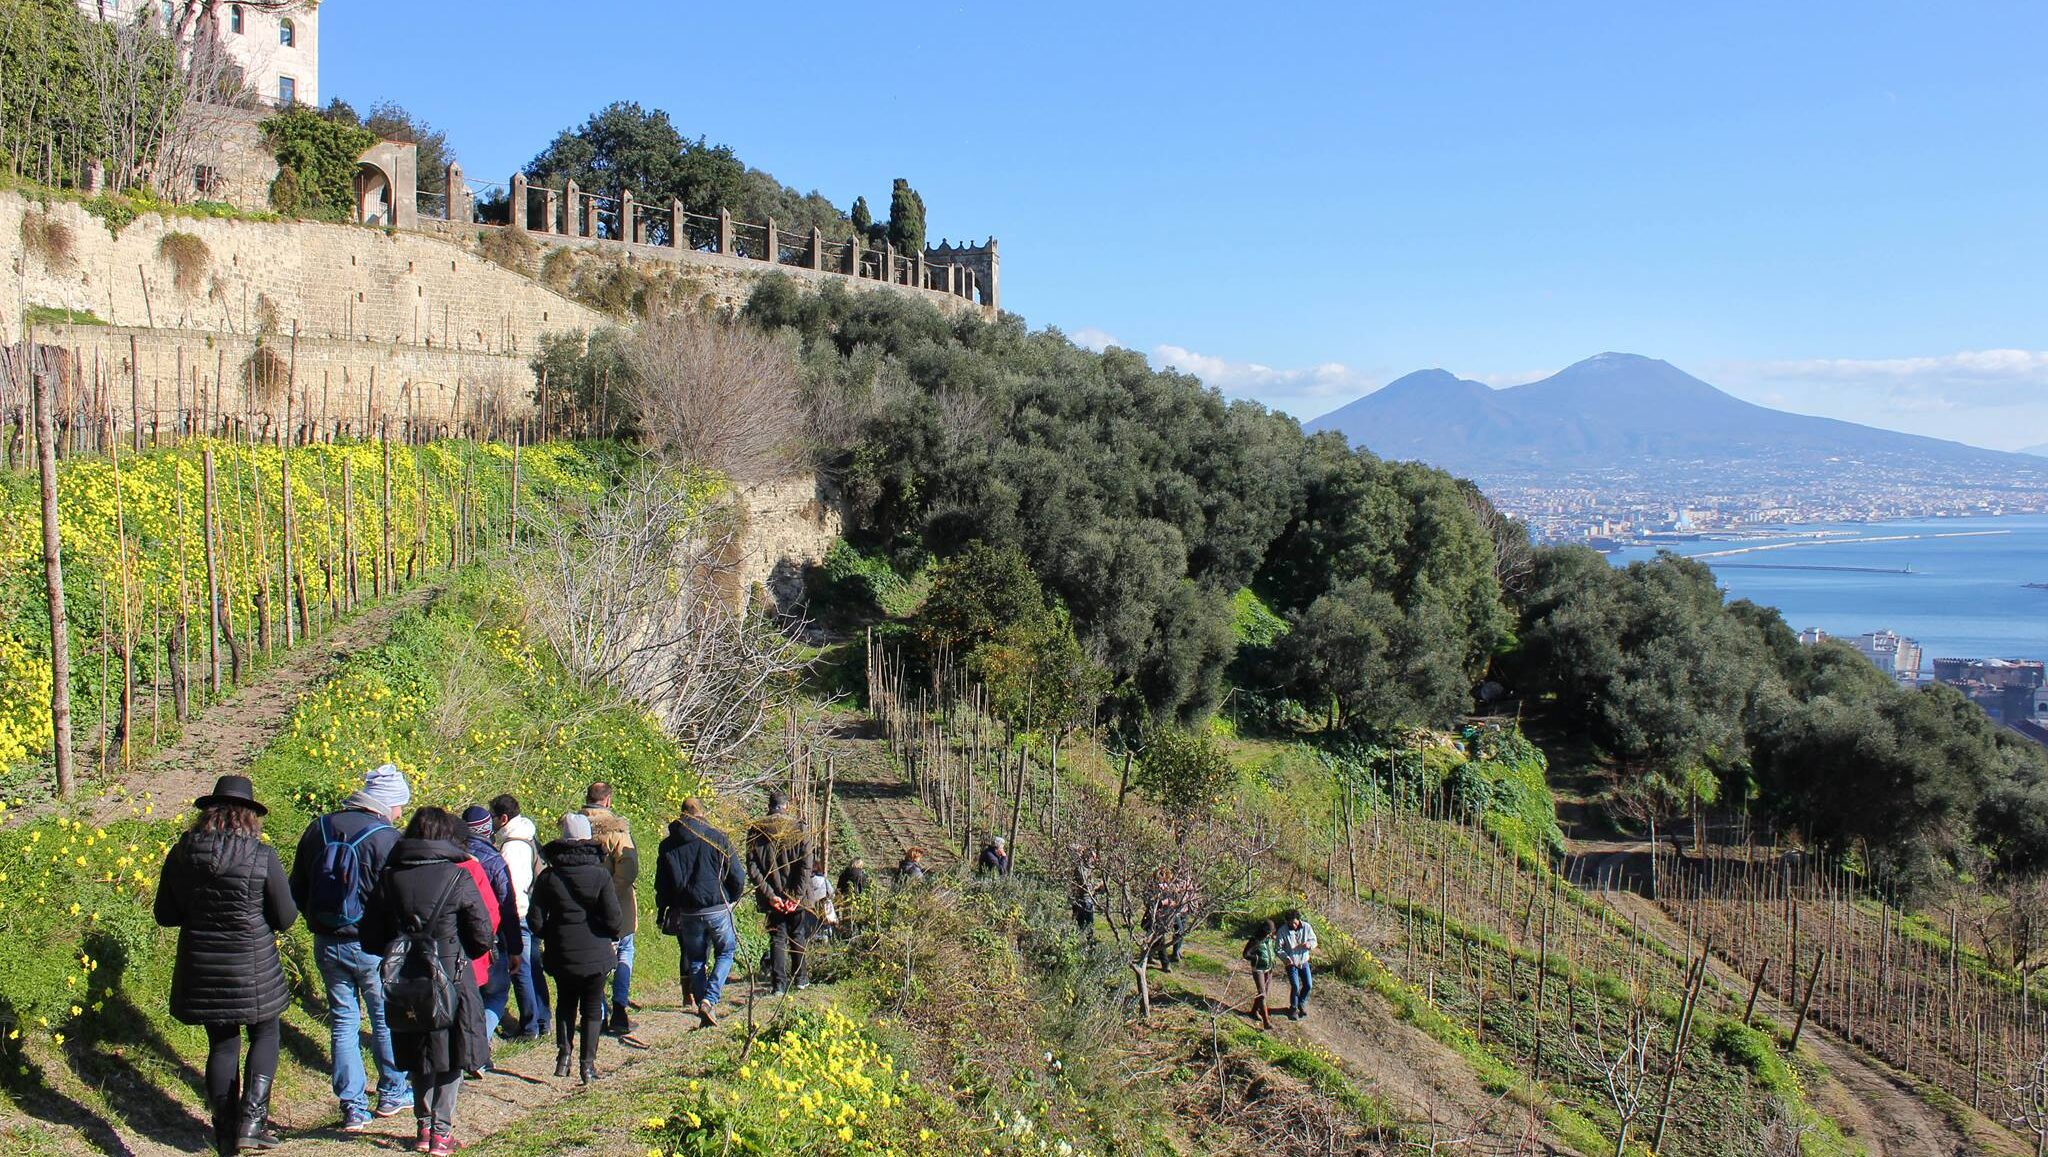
517, 465, 809, 789
622, 310, 803, 485
1563, 990, 1659, 1157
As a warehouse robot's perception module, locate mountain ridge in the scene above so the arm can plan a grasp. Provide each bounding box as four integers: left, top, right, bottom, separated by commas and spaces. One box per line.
1307, 353, 2046, 485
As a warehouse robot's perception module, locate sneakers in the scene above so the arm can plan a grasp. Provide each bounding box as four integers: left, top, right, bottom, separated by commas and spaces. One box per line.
339, 1108, 373, 1134
413, 1120, 433, 1153
697, 1003, 719, 1029
374, 1098, 411, 1119
429, 1128, 459, 1155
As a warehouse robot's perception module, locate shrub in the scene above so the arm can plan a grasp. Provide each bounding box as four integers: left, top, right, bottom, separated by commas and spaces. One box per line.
478, 226, 536, 273
18, 209, 73, 269
241, 345, 287, 403
22, 305, 106, 327
261, 107, 375, 219
156, 231, 210, 295
79, 195, 139, 237
1709, 1018, 1792, 1094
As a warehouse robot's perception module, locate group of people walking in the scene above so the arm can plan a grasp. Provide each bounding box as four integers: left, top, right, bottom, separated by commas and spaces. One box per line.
154, 767, 646, 1154
154, 764, 1323, 1154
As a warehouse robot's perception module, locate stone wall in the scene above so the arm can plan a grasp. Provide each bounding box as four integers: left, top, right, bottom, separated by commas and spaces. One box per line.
5, 189, 606, 426
735, 474, 843, 614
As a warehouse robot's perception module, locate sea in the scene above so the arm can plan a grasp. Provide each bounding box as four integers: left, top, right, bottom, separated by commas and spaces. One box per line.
1607, 514, 2048, 673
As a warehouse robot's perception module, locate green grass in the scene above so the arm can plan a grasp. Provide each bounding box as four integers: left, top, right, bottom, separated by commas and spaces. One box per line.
1225, 1022, 1400, 1130
22, 305, 107, 327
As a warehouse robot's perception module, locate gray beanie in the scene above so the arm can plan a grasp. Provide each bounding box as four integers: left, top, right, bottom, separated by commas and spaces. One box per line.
560, 812, 593, 841
346, 762, 411, 814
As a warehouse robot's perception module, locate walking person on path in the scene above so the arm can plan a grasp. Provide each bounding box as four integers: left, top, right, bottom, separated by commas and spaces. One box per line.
582, 782, 640, 1035
1144, 868, 1184, 972
154, 775, 298, 1154
532, 813, 623, 1083
976, 837, 1010, 877
1276, 909, 1318, 1021
1069, 848, 1101, 936
458, 802, 516, 1048
654, 798, 745, 1028
361, 807, 494, 1156
1241, 919, 1278, 1030
289, 762, 412, 1131
488, 794, 549, 1040
894, 847, 928, 887
745, 790, 810, 995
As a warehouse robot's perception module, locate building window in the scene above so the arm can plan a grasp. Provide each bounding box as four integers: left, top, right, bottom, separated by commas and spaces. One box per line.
278, 75, 295, 104
278, 17, 294, 46
228, 4, 242, 32
194, 165, 221, 194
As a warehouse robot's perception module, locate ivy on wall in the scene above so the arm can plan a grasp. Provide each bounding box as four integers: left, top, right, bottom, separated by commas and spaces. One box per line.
260, 106, 375, 220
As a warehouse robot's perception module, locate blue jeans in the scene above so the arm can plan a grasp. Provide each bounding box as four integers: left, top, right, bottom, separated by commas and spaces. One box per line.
1285, 961, 1313, 1015
602, 932, 636, 1021
482, 951, 510, 1042
675, 909, 738, 1008
511, 926, 549, 1036
313, 935, 411, 1114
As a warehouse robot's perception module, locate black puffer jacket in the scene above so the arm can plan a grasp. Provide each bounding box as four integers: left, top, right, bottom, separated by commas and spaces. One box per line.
361, 838, 494, 1075
531, 839, 622, 979
155, 830, 297, 1026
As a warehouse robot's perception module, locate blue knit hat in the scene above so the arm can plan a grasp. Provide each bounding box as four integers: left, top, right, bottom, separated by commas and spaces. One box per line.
461, 805, 492, 837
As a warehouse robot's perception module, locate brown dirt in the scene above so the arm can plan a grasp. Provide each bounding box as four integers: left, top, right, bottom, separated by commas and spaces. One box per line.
814, 719, 958, 874
1165, 944, 1559, 1150
85, 583, 444, 828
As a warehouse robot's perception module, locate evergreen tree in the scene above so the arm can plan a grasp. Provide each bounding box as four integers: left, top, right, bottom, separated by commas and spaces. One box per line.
886, 178, 926, 253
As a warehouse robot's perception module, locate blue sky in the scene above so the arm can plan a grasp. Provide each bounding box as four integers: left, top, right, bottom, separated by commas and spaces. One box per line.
326, 2, 2048, 451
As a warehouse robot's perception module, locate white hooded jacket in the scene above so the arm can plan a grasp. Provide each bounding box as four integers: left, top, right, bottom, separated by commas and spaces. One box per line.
496, 814, 543, 919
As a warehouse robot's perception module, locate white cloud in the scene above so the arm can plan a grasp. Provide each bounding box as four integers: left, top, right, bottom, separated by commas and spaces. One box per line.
1151, 344, 1378, 416
1713, 348, 2048, 450
1069, 327, 1121, 352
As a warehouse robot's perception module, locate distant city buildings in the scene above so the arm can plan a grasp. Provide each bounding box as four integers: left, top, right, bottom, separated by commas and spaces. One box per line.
1851, 630, 1923, 684
1933, 657, 2046, 724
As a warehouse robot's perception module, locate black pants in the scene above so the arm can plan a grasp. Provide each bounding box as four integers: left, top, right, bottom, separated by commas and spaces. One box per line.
766, 913, 804, 992
553, 972, 605, 1068
412, 1069, 463, 1135
203, 1019, 279, 1108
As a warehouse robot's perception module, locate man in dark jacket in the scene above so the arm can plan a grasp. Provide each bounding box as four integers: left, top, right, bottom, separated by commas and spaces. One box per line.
461, 806, 520, 1047
582, 782, 640, 1035
654, 799, 745, 1027
288, 762, 412, 1131
745, 790, 809, 995
976, 837, 1010, 877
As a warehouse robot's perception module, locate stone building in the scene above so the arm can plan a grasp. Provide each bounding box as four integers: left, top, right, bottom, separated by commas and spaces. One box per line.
76, 0, 321, 108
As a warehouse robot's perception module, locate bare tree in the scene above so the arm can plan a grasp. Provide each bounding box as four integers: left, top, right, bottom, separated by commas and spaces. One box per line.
621, 311, 804, 485
517, 466, 809, 786
1562, 991, 1659, 1157
2010, 1038, 2048, 1157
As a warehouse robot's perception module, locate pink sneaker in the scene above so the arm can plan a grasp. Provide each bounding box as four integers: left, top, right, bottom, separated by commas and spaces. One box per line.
413, 1120, 432, 1153
429, 1129, 460, 1155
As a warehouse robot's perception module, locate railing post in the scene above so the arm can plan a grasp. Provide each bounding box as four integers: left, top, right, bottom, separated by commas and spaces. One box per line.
672, 199, 686, 248
563, 179, 580, 237
446, 162, 470, 222
620, 189, 636, 245
885, 242, 896, 283
508, 173, 527, 231
718, 208, 733, 256
947, 265, 959, 296
810, 227, 824, 270
915, 251, 927, 290
541, 187, 558, 235
765, 217, 778, 263
846, 234, 860, 276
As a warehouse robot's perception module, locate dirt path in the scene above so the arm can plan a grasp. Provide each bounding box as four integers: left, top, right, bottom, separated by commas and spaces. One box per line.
1165, 941, 1559, 1149
1598, 888, 2006, 1157
87, 583, 443, 827
814, 717, 958, 874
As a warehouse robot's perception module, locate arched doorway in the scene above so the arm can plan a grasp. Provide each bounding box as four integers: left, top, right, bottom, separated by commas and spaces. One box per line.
355, 161, 393, 225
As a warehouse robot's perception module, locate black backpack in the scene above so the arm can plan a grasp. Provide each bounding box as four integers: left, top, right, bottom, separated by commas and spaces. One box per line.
380, 873, 464, 1032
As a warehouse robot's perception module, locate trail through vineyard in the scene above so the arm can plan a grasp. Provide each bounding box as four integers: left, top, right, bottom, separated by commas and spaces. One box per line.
82, 583, 445, 829
1579, 842, 1997, 1157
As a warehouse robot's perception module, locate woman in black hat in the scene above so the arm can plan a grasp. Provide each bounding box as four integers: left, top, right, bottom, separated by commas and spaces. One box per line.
153, 775, 297, 1154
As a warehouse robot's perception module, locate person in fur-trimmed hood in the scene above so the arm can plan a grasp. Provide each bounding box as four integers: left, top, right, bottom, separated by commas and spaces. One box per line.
745, 790, 810, 995
581, 783, 639, 1035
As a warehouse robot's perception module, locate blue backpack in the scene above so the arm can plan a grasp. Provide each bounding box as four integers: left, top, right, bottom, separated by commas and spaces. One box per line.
307, 814, 391, 934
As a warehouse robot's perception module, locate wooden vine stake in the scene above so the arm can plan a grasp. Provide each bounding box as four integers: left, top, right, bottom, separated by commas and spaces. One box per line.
201, 448, 223, 692
109, 430, 133, 768
29, 348, 74, 798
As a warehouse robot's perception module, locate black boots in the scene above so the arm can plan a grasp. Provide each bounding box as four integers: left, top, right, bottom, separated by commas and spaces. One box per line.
607, 1006, 631, 1036
234, 1074, 280, 1151
579, 1063, 602, 1085
554, 1051, 573, 1079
